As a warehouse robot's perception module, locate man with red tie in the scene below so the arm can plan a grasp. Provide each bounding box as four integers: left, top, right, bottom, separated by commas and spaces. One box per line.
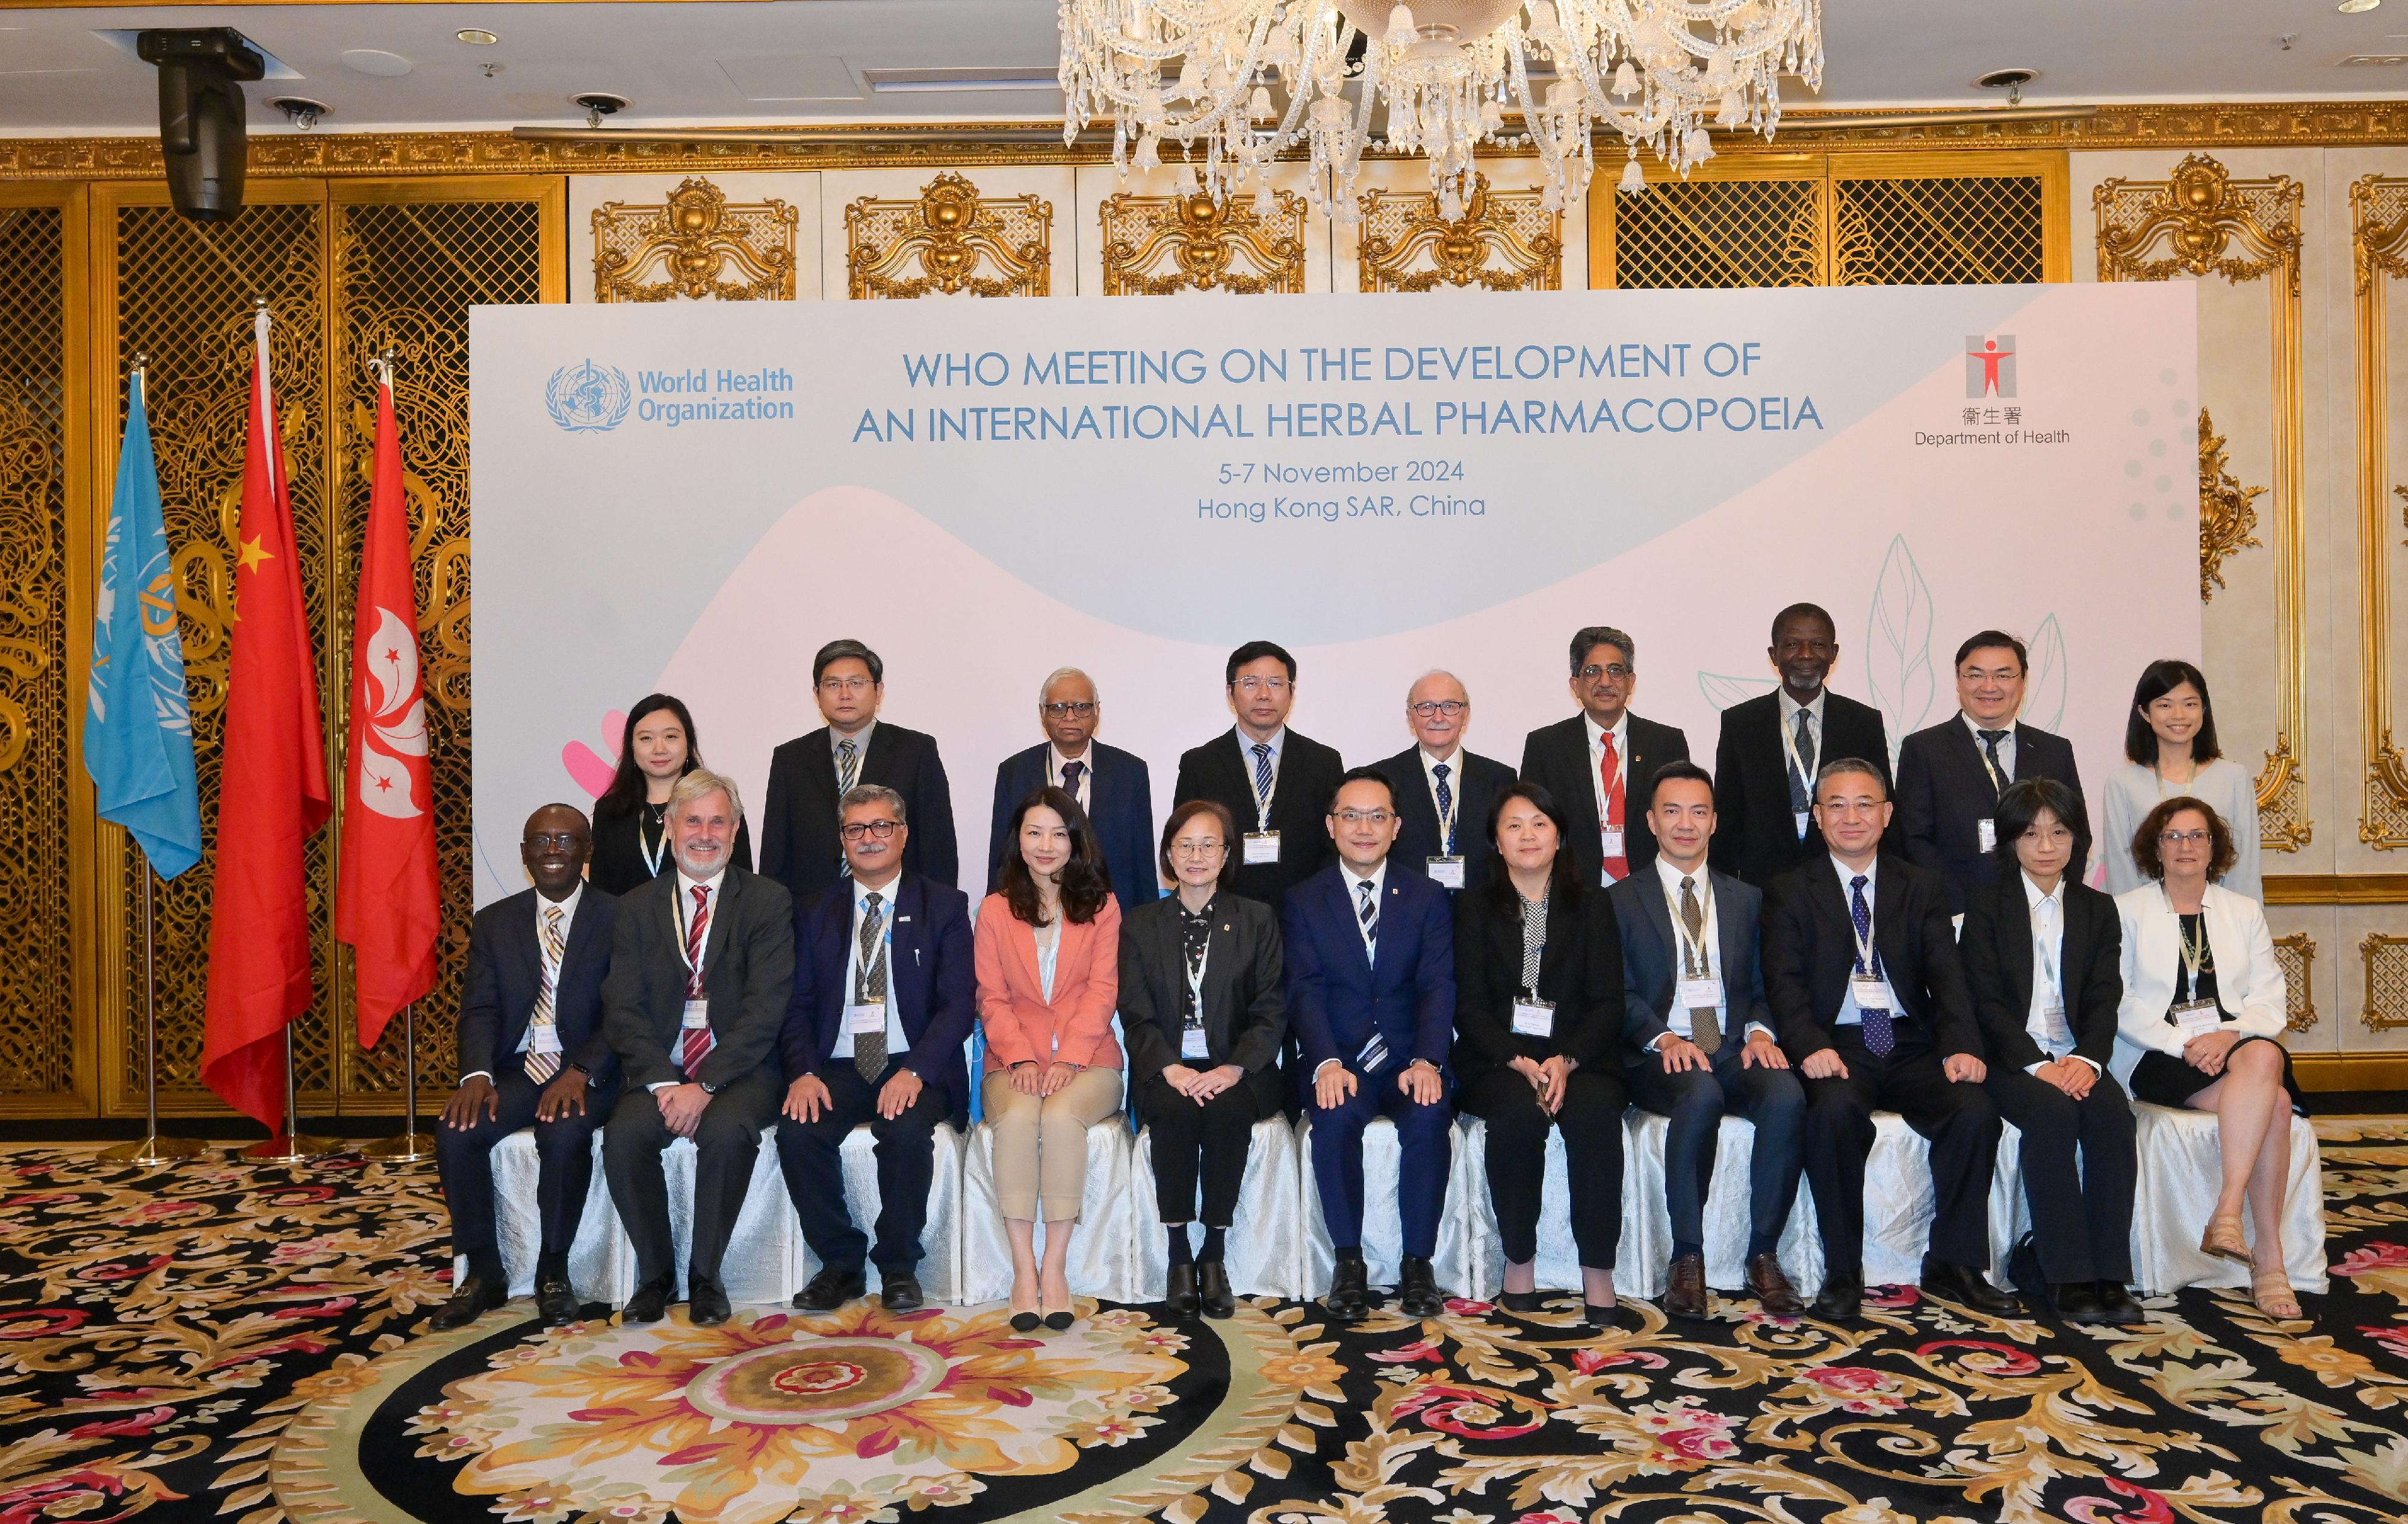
1518, 626, 1691, 889
601, 768, 795, 1327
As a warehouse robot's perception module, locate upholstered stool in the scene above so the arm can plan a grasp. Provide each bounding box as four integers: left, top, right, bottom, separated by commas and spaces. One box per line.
1295, 1115, 1480, 1299
1127, 1116, 1305, 1300
2129, 1103, 2326, 1296
958, 1114, 1140, 1304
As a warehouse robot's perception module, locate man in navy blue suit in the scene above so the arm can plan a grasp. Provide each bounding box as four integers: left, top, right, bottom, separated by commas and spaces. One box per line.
988, 667, 1158, 910
1286, 767, 1458, 1322
437, 804, 620, 1330
776, 784, 976, 1314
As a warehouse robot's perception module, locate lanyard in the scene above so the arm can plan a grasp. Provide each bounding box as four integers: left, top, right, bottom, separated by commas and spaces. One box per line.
1661, 875, 1714, 979
1429, 766, 1458, 854
1184, 930, 1211, 1027
674, 882, 712, 995
1846, 880, 1881, 977
850, 897, 896, 1003
1778, 703, 1816, 798
1248, 741, 1279, 829
2033, 895, 2061, 1003
2177, 912, 2209, 986
639, 806, 671, 877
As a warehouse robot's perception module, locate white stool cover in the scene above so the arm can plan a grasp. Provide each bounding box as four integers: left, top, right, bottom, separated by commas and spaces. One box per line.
787, 1121, 965, 1304
2130, 1103, 2327, 1296
458, 1129, 619, 1301
1788, 1112, 2023, 1293
959, 1114, 1141, 1303
1128, 1116, 1305, 1299
1296, 1115, 1477, 1298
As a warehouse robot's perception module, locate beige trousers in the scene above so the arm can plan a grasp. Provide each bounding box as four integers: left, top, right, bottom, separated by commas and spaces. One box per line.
981, 1066, 1124, 1222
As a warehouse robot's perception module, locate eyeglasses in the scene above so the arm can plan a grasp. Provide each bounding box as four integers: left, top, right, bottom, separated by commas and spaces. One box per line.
840, 819, 901, 841
1408, 700, 1467, 718
1332, 809, 1395, 826
1041, 701, 1097, 718
819, 676, 875, 695
1578, 663, 1634, 682
1233, 676, 1290, 694
1168, 838, 1224, 858
525, 832, 586, 850
2158, 829, 2212, 847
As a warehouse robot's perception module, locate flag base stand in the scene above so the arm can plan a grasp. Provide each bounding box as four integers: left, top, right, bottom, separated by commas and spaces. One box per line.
105, 870, 206, 1168
361, 1003, 432, 1162
242, 1027, 333, 1165
99, 1134, 206, 1165
361, 1130, 432, 1162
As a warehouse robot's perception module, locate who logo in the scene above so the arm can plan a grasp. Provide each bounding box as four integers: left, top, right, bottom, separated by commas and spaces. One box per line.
1964, 334, 2016, 399
546, 358, 632, 432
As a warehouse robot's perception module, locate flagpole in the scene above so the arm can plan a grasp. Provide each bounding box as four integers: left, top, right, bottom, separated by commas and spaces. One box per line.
362, 1001, 431, 1162
244, 1025, 334, 1162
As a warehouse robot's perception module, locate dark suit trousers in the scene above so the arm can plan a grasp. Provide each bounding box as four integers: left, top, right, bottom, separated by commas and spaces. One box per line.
435, 1063, 611, 1258
603, 1069, 781, 1284
1627, 1042, 1805, 1256
1306, 1055, 1453, 1259
774, 1062, 948, 1276
1459, 1067, 1625, 1269
1800, 1027, 2001, 1277
1985, 1065, 2136, 1284
1140, 1073, 1264, 1227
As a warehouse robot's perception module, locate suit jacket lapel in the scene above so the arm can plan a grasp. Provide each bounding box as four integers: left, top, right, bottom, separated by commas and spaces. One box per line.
1634, 870, 1677, 978
1398, 756, 1441, 851
1710, 874, 1748, 989
1560, 720, 1602, 836
556, 891, 601, 987
1998, 884, 2035, 1012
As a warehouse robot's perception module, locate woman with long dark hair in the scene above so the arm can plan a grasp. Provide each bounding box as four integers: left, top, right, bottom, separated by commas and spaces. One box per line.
588, 694, 752, 895
2101, 660, 2260, 899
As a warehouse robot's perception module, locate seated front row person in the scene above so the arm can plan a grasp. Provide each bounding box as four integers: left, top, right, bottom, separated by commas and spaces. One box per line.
778, 785, 976, 1316
2112, 796, 2304, 1320
1288, 767, 1458, 1322
1119, 799, 1289, 1321
1454, 782, 1628, 1326
1958, 779, 2144, 1327
436, 804, 621, 1330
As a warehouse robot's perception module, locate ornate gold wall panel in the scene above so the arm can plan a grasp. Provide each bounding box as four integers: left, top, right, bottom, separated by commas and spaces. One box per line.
2273, 932, 2319, 1034
592, 176, 796, 302
2351, 175, 2408, 850
1358, 174, 1562, 293
845, 173, 1050, 299
1604, 172, 1823, 288
2097, 154, 2309, 854
2362, 933, 2408, 1033
2195, 405, 2265, 602
1100, 188, 1307, 294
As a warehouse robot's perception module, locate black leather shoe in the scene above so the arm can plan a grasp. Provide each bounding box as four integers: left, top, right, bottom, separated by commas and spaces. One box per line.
2052, 1281, 2110, 1325
535, 1271, 579, 1327
879, 1274, 924, 1314
2095, 1280, 2149, 1327
1811, 1271, 1863, 1322
1398, 1255, 1446, 1319
1497, 1290, 1547, 1314
435, 1271, 508, 1330
1581, 1303, 1624, 1330
1197, 1259, 1237, 1320
1164, 1263, 1201, 1320
688, 1274, 732, 1327
795, 1266, 865, 1312
622, 1272, 674, 1324
1324, 1257, 1369, 1321
1920, 1255, 2019, 1316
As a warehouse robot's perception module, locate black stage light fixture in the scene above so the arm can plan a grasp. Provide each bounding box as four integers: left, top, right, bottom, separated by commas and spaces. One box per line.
137, 28, 267, 224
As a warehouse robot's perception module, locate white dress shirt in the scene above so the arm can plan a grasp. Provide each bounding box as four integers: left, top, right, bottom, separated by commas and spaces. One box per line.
830, 718, 878, 777
1649, 858, 1772, 1047
1418, 745, 1463, 854
2020, 872, 2098, 1075
464, 883, 584, 1081
1584, 712, 1631, 877
1048, 744, 1094, 813
1829, 854, 1902, 1027
832, 876, 910, 1060
1960, 711, 2017, 788
1341, 856, 1389, 957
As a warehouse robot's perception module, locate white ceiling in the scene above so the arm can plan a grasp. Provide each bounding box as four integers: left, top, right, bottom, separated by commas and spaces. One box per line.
0, 1, 2402, 136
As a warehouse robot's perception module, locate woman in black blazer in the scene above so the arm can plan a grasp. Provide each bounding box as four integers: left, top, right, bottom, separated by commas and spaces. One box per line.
588, 693, 753, 895
1454, 781, 1627, 1323
1960, 777, 2143, 1328
1119, 798, 1288, 1322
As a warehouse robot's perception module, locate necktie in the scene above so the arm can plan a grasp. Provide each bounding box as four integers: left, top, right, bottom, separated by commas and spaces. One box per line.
1680, 876, 1722, 1055
837, 737, 861, 798
1357, 878, 1379, 961
523, 904, 565, 1083
854, 891, 889, 1081
1432, 762, 1454, 853
1849, 874, 1894, 1058
678, 884, 715, 1076
1787, 708, 1814, 816
1599, 731, 1628, 880
1250, 742, 1274, 821
1976, 729, 2010, 796
1060, 759, 1085, 799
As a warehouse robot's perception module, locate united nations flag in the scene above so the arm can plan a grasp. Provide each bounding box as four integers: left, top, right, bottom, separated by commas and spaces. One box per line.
546, 358, 632, 432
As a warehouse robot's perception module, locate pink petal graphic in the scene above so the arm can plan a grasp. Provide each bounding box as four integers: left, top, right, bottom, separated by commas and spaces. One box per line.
561, 741, 616, 799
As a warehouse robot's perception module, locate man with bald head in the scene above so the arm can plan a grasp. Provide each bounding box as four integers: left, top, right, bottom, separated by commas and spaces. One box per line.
1371, 671, 1516, 895
989, 667, 1157, 910
436, 804, 621, 1330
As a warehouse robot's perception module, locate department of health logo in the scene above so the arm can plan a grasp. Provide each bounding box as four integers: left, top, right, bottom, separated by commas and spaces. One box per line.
1964, 334, 2016, 399
545, 359, 631, 432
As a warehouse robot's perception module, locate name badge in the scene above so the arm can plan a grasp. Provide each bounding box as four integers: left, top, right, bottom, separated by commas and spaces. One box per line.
1849, 977, 1889, 1013
681, 998, 710, 1030
1977, 819, 1999, 853
1793, 810, 1811, 839
1511, 1000, 1555, 1037
846, 1001, 886, 1034
1181, 1027, 1211, 1060
1356, 1032, 1390, 1072
529, 1024, 563, 1055
1600, 826, 1625, 856
1677, 977, 1724, 1010
1243, 831, 1281, 865
1426, 855, 1465, 889
2170, 998, 2223, 1039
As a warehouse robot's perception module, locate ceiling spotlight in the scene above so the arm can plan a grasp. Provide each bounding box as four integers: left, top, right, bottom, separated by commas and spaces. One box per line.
456, 28, 500, 45
573, 91, 629, 129
270, 96, 330, 130
2339, 0, 2382, 13
1973, 66, 2038, 107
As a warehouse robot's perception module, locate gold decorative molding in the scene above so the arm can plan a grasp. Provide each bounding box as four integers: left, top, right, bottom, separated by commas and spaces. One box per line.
2196, 405, 2265, 603
845, 172, 1049, 299
2294, 1054, 2408, 1092
2271, 932, 2318, 1034
2352, 175, 2408, 850
592, 177, 796, 302
2263, 873, 2408, 905
2360, 932, 2408, 1033
2098, 154, 2309, 854
1358, 173, 1562, 293
1100, 187, 1306, 295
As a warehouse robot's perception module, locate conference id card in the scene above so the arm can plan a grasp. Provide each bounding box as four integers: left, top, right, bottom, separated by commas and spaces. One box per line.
1512, 1000, 1555, 1038
528, 1024, 562, 1055
1243, 831, 1281, 865
1181, 1027, 1211, 1060
681, 998, 710, 1029
1677, 977, 1724, 1011
1977, 819, 1999, 853
1427, 855, 1465, 889
846, 1001, 886, 1034
1849, 977, 1889, 1013
1793, 810, 1811, 839
2170, 998, 2224, 1039
1357, 1033, 1391, 1072
1600, 827, 1625, 857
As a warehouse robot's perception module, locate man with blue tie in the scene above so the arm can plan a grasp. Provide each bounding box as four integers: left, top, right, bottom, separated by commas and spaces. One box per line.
1286, 768, 1457, 1321
989, 668, 1157, 911
778, 785, 976, 1314
1372, 670, 1515, 895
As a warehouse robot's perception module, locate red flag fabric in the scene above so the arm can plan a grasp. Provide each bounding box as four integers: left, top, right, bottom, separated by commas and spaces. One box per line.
337, 368, 439, 1048
200, 310, 331, 1131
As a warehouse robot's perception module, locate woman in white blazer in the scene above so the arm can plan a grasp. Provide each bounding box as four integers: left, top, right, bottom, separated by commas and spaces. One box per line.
2112, 795, 2303, 1319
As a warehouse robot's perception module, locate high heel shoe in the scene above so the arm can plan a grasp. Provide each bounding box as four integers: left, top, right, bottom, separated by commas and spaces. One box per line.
1008, 1278, 1041, 1333
2200, 1213, 2251, 1266
2250, 1266, 2301, 1320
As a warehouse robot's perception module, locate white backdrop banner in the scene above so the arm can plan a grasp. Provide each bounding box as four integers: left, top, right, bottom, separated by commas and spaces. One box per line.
471, 284, 2197, 904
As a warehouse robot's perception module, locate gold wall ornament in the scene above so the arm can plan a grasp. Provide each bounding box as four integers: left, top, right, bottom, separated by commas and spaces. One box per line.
845, 172, 1050, 299
2271, 932, 2319, 1034
1099, 187, 1306, 295
1358, 174, 1562, 294
2196, 405, 2266, 603
2352, 175, 2408, 850
2361, 931, 2408, 1032
2097, 154, 2309, 854
592, 176, 796, 302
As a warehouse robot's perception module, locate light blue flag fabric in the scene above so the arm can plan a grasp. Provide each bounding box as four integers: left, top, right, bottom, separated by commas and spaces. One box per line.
83, 379, 203, 880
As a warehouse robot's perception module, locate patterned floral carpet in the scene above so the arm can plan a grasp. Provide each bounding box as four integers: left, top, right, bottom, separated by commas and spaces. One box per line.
4, 1120, 2406, 1524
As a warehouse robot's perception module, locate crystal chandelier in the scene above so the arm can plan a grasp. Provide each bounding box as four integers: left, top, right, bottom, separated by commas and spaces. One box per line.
1059, 0, 1822, 220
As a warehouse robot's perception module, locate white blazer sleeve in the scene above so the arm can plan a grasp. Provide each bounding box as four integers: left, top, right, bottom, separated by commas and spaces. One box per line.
2215, 888, 2286, 1040
2112, 889, 2189, 1063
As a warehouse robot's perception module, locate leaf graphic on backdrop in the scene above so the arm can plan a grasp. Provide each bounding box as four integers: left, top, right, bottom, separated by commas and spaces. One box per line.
1865, 535, 1935, 766
2026, 615, 2068, 734
1698, 672, 1776, 711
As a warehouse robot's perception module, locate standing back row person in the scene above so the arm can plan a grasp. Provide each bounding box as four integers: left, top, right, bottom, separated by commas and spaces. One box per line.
1711, 604, 1891, 889
990, 667, 1158, 912
1373, 670, 1516, 895
1174, 640, 1345, 916
762, 639, 958, 901
1520, 626, 1690, 889
589, 694, 754, 896
2100, 659, 2262, 901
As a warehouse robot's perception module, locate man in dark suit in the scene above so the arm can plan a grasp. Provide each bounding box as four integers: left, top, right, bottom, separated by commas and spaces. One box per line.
1286, 768, 1457, 1322
1894, 629, 2086, 913
601, 769, 795, 1327
1711, 603, 1893, 889
1173, 640, 1345, 917
436, 804, 621, 1330
1763, 757, 2011, 1322
1372, 670, 1515, 895
778, 784, 976, 1315
990, 667, 1156, 910
761, 639, 959, 901
1610, 763, 1805, 1320
1520, 625, 1690, 888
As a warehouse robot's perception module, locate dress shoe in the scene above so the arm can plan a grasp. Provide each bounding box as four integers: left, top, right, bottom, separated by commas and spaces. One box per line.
622, 1272, 674, 1324
2095, 1280, 2149, 1327
2200, 1213, 2252, 1266
794, 1265, 866, 1312
2051, 1281, 2111, 1325
1197, 1259, 1237, 1320
1324, 1257, 1370, 1322
1810, 1271, 1863, 1322
1746, 1254, 1804, 1316
688, 1274, 732, 1327
1398, 1255, 1447, 1319
879, 1274, 925, 1314
1663, 1252, 1709, 1320
1920, 1255, 2019, 1316
535, 1271, 580, 1327
1009, 1309, 1041, 1334
1164, 1263, 1201, 1320
1581, 1303, 1623, 1330
434, 1271, 508, 1330
1497, 1290, 1547, 1314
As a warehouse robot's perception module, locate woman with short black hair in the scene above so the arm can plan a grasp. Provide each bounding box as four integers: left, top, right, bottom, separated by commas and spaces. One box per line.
2101, 660, 2260, 898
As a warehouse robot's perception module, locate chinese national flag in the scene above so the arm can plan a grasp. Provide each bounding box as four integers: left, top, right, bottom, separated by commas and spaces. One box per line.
335, 368, 439, 1050
200, 309, 331, 1131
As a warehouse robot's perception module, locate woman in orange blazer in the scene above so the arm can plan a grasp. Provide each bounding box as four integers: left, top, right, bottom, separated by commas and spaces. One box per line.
975, 785, 1125, 1331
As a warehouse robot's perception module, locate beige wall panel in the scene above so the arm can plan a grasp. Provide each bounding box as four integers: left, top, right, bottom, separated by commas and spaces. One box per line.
2337, 901, 2408, 1054
818, 166, 1076, 301
1072, 162, 1333, 296
568, 172, 822, 303
2267, 903, 2341, 1057
1330, 157, 1589, 293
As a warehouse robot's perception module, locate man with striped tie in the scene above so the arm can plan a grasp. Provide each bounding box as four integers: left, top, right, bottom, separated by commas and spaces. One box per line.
436, 804, 621, 1330
760, 639, 960, 902
602, 769, 796, 1327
